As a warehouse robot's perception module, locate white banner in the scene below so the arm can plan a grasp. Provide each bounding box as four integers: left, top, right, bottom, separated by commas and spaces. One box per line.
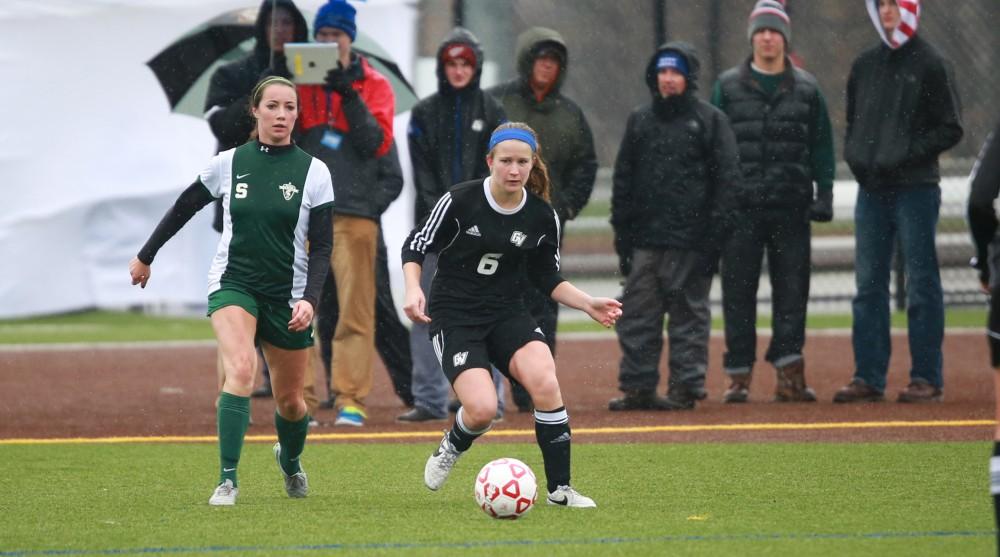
0, 0, 416, 318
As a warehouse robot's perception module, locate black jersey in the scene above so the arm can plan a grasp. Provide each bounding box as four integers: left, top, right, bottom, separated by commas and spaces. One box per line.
402, 178, 565, 329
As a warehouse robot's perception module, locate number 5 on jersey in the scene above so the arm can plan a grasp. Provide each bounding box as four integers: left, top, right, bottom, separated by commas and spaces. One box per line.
477, 253, 503, 275
234, 183, 248, 199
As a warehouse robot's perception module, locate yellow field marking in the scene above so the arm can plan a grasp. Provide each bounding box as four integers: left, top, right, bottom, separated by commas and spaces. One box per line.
1, 419, 992, 445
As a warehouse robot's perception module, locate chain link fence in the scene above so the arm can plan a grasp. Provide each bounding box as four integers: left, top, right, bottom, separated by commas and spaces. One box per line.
420, 0, 1000, 311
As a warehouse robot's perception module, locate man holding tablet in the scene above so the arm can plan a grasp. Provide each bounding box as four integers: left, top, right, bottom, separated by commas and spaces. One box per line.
295, 0, 396, 427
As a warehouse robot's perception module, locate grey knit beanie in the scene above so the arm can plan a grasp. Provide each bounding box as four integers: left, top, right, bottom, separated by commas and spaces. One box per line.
747, 0, 791, 45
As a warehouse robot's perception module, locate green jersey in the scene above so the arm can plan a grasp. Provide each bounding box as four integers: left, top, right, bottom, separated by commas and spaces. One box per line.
200, 141, 334, 304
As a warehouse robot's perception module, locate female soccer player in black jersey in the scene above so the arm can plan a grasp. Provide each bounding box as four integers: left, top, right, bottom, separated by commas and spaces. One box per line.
401, 122, 622, 507
129, 77, 334, 506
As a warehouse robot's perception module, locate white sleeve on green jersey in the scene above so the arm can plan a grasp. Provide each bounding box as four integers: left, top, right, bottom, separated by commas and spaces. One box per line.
304, 157, 335, 209
197, 149, 235, 198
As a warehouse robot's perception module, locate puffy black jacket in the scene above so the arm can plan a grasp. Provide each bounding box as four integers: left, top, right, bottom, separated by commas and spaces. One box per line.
716, 57, 823, 210
611, 42, 740, 252
844, 35, 963, 190
486, 27, 597, 222
407, 28, 506, 222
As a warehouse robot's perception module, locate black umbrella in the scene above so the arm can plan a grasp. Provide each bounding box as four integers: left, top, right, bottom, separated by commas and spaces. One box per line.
146, 6, 417, 117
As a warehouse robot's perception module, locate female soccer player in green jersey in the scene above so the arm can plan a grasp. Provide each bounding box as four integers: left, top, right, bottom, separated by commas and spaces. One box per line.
129, 76, 335, 506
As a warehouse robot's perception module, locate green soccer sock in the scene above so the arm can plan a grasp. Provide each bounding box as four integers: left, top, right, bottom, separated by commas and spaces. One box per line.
217, 392, 251, 487
275, 411, 310, 476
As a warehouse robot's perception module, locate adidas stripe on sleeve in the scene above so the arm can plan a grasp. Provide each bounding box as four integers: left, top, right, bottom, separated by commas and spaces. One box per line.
401, 192, 457, 264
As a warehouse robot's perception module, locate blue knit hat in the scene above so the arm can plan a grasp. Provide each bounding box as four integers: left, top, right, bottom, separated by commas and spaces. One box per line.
314, 0, 357, 42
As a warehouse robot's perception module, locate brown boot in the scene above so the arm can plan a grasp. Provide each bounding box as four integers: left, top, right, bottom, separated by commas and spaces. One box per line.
774, 359, 816, 402
722, 373, 752, 403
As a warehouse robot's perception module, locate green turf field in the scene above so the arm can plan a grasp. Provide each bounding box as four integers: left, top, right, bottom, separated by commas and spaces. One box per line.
0, 441, 991, 556
0, 309, 987, 343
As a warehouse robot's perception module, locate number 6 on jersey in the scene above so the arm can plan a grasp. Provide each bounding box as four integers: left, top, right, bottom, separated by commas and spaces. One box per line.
476, 253, 503, 275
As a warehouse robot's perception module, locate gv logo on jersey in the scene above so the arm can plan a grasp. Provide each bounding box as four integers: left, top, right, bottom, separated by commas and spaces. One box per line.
278, 183, 300, 201
453, 351, 469, 367
510, 231, 527, 247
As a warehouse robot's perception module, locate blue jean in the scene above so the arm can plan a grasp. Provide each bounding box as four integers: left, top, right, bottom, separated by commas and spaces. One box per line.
851, 185, 943, 391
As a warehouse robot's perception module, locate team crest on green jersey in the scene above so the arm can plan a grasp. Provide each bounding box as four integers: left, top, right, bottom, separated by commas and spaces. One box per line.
279, 182, 300, 201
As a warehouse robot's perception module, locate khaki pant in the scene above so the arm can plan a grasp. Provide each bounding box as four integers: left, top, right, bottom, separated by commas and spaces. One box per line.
330, 215, 378, 412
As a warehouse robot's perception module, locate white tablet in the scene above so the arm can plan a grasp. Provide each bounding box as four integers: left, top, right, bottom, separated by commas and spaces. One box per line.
284, 42, 340, 85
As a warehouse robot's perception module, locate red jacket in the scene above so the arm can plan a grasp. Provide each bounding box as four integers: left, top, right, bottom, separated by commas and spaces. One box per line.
297, 56, 394, 158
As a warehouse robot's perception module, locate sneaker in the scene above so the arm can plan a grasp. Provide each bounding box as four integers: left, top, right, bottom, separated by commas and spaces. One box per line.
608, 389, 672, 411
897, 382, 943, 403
832, 379, 884, 403
251, 382, 272, 398
774, 360, 817, 402
547, 485, 597, 508
334, 406, 366, 427
397, 407, 447, 423
723, 373, 752, 403
273, 443, 308, 498
208, 479, 238, 506
424, 432, 462, 491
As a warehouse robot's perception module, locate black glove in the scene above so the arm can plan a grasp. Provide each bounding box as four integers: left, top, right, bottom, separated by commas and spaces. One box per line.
260, 52, 291, 80
323, 64, 355, 97
809, 187, 834, 222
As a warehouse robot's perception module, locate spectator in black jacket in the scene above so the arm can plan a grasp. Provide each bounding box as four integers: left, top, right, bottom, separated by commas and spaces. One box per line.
609, 41, 740, 411
204, 0, 308, 231
203, 0, 309, 401
834, 0, 963, 404
711, 0, 835, 404
967, 119, 1000, 550
401, 28, 507, 423
487, 27, 598, 412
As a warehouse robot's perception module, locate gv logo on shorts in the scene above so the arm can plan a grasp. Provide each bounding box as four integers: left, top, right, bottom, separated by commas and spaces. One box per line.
453, 351, 469, 367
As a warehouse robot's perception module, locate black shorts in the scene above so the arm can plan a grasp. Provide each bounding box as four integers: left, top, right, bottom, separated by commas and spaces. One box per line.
431, 314, 547, 384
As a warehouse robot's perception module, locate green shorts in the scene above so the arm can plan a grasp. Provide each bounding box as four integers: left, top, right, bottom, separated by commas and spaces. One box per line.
207, 287, 314, 350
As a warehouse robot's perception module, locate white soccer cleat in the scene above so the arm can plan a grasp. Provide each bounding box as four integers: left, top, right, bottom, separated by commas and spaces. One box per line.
546, 485, 596, 508
209, 479, 238, 506
424, 432, 462, 491
273, 442, 308, 498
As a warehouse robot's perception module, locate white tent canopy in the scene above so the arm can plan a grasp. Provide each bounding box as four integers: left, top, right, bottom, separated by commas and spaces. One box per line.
0, 0, 416, 318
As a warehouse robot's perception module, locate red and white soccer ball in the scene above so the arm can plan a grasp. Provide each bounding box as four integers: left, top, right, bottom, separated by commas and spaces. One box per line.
474, 458, 538, 519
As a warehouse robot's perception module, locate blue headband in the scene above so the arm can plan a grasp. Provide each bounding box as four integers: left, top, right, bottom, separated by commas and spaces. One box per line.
488, 129, 537, 152
657, 53, 689, 77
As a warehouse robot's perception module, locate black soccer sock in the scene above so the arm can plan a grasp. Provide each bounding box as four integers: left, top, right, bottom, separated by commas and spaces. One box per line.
448, 406, 491, 452
535, 406, 571, 493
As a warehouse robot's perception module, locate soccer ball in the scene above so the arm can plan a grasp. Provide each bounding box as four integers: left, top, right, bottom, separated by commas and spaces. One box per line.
474, 458, 538, 519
